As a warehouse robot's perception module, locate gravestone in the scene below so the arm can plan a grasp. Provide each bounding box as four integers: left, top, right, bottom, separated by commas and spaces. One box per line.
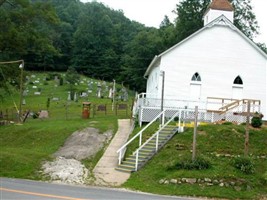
80, 92, 87, 97
74, 92, 77, 101
67, 91, 71, 101
52, 97, 60, 101
109, 88, 113, 99
97, 83, 102, 98
23, 90, 28, 96
39, 110, 49, 119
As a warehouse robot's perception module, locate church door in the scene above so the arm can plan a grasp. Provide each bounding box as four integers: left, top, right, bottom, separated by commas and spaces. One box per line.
232, 86, 243, 100
190, 84, 201, 100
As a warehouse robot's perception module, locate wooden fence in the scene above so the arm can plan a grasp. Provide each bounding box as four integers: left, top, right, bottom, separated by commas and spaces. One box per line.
92, 103, 131, 117
0, 103, 132, 124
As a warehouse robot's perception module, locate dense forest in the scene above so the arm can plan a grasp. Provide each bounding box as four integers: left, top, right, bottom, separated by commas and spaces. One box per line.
0, 0, 266, 92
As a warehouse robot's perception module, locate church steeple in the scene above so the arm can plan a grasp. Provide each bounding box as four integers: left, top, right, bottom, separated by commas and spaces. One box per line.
203, 0, 234, 25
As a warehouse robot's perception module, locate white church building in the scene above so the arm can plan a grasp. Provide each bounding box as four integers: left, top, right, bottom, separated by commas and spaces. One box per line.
136, 0, 267, 124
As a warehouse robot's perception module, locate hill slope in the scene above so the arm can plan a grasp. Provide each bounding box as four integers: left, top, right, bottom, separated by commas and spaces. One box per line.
123, 123, 267, 199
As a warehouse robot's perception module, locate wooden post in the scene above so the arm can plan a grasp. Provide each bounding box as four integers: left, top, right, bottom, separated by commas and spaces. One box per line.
192, 106, 198, 161
244, 101, 251, 156
160, 71, 165, 125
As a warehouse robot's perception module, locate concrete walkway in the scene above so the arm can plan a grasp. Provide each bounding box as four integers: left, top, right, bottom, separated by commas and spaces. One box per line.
93, 119, 132, 186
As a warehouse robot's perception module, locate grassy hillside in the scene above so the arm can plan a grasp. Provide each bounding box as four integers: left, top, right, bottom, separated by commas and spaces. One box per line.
123, 123, 267, 199
0, 71, 132, 179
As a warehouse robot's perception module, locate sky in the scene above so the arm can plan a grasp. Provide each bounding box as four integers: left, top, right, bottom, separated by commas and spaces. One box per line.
81, 0, 267, 45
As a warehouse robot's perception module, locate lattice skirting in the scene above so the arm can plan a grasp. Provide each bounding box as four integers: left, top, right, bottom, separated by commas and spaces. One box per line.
139, 107, 249, 125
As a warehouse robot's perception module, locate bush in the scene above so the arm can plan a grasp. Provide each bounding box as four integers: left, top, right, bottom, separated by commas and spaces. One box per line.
59, 77, 64, 86
222, 122, 233, 125
175, 156, 211, 170
233, 156, 255, 174
251, 112, 264, 128
251, 115, 263, 128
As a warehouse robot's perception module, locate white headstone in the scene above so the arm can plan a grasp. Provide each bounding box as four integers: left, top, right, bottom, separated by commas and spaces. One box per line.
67, 92, 71, 101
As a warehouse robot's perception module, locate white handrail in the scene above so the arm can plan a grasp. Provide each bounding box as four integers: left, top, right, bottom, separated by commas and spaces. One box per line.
132, 110, 181, 171
133, 110, 181, 155
116, 110, 164, 154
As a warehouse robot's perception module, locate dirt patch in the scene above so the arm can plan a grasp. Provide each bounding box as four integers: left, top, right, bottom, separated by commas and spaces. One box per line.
42, 127, 113, 185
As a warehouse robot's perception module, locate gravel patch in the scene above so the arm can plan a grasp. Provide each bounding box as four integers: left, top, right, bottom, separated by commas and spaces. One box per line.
42, 127, 113, 185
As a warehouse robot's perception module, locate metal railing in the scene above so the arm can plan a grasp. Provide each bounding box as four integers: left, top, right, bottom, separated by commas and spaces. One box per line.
132, 110, 181, 171
116, 110, 165, 165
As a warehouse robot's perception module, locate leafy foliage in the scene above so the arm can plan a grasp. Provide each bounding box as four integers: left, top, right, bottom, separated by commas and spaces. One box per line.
251, 113, 263, 128
232, 156, 255, 174
175, 156, 212, 170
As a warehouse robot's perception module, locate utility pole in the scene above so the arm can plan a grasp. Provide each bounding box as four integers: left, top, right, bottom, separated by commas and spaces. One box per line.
19, 61, 24, 123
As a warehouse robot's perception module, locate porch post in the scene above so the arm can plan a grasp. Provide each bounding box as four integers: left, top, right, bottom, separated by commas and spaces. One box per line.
160, 71, 165, 125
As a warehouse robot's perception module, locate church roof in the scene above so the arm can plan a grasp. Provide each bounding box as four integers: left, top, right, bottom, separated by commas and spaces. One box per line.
209, 0, 234, 11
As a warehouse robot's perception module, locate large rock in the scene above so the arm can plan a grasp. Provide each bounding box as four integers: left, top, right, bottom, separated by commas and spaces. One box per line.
54, 128, 112, 160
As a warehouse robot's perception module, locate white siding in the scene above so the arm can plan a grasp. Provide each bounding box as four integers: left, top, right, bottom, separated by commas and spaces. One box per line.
146, 65, 160, 98
204, 10, 233, 25
157, 25, 267, 119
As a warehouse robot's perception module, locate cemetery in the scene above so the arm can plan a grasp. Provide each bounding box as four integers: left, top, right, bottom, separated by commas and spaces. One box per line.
0, 71, 133, 124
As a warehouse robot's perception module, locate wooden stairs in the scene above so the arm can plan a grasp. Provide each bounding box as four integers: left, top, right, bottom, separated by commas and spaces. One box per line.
115, 125, 177, 173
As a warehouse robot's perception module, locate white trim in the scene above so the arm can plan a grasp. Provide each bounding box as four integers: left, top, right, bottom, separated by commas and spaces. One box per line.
190, 81, 202, 85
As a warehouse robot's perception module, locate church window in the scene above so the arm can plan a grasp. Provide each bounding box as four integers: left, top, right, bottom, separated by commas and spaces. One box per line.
191, 73, 201, 81
233, 76, 243, 85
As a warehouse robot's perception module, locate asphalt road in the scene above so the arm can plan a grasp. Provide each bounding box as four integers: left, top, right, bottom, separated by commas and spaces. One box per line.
0, 178, 196, 200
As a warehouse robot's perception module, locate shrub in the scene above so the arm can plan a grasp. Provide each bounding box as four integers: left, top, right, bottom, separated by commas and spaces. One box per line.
222, 122, 233, 125
251, 117, 262, 128
233, 156, 255, 174
251, 113, 263, 128
175, 156, 211, 170
59, 77, 63, 86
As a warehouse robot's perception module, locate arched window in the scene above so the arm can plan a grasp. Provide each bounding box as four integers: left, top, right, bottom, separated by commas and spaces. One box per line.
233, 76, 243, 85
191, 72, 201, 81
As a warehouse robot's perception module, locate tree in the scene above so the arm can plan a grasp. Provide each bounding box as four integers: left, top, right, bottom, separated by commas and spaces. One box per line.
120, 29, 164, 92
174, 0, 210, 42
174, 0, 260, 43
159, 15, 177, 50
0, 0, 60, 69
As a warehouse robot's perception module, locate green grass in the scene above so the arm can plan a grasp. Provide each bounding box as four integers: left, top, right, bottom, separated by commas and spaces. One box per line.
0, 71, 130, 179
0, 114, 120, 179
123, 124, 267, 199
